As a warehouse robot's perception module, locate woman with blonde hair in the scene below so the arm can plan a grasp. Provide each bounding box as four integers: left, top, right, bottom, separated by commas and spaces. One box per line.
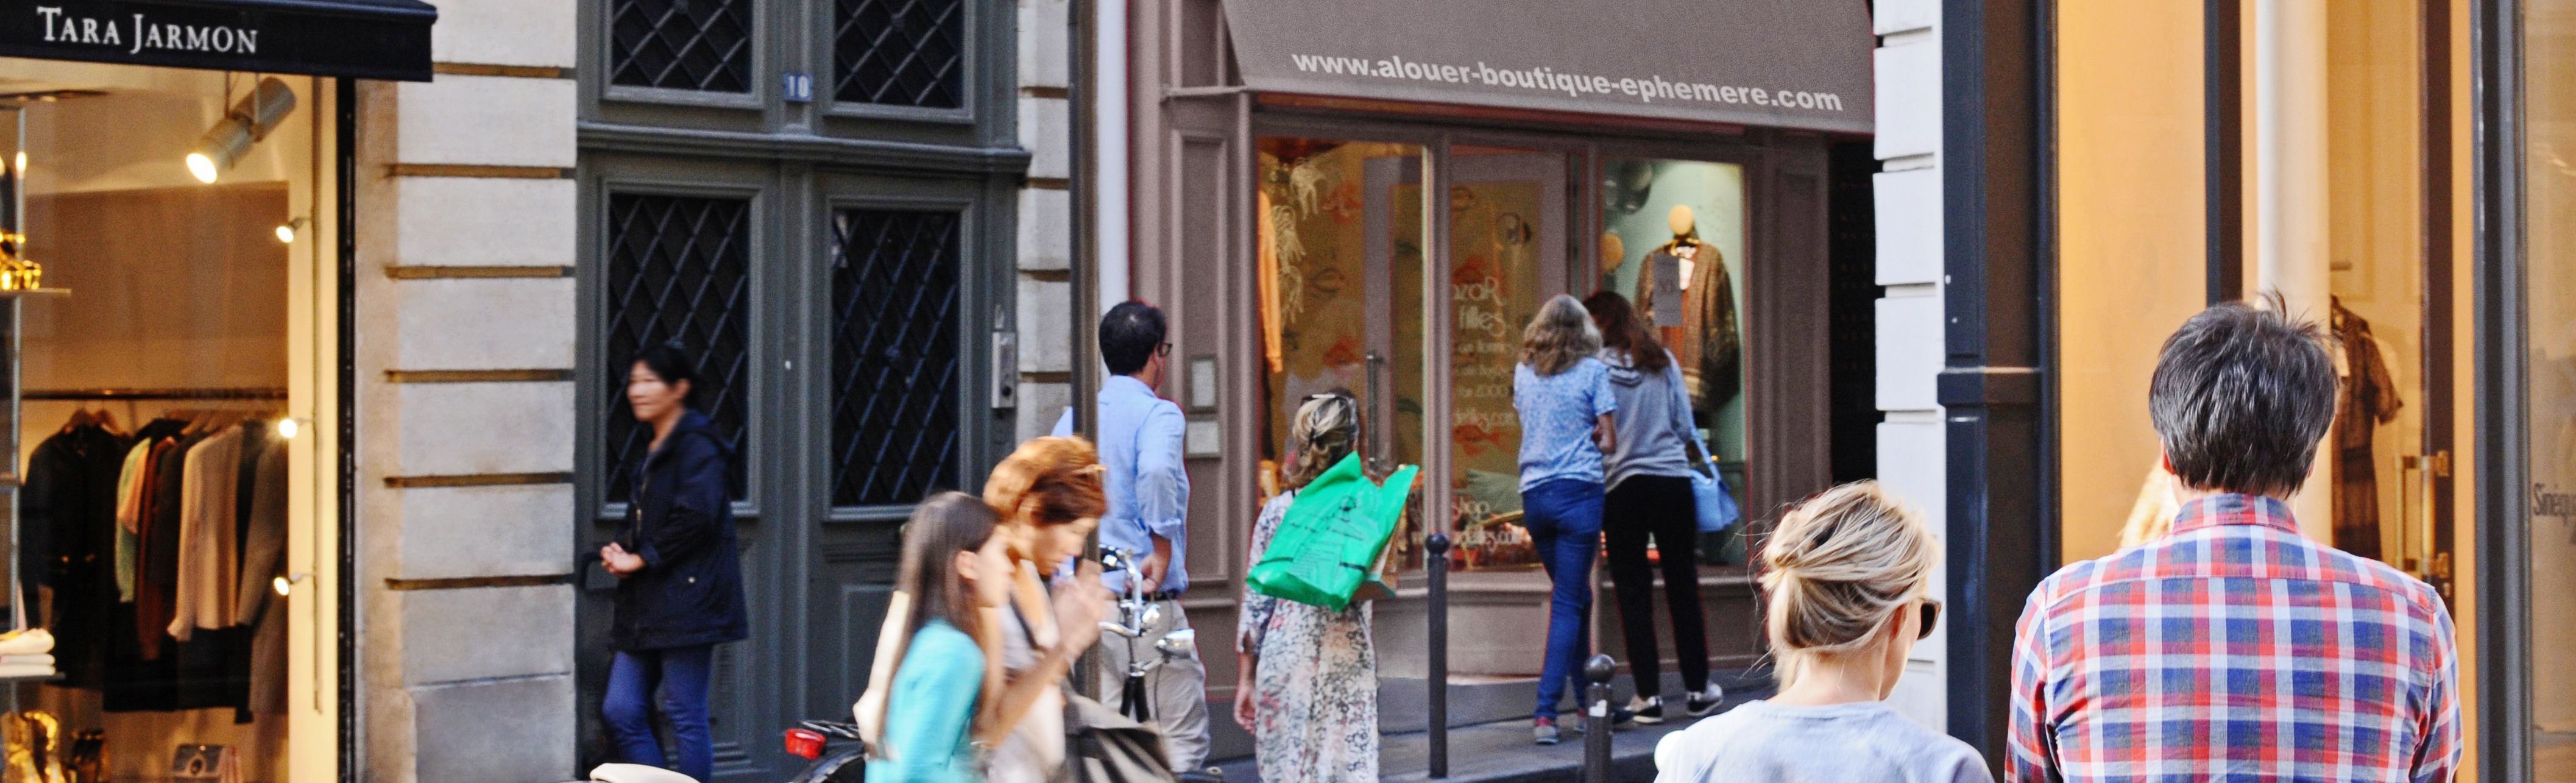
1652, 481, 1987, 782
1233, 390, 1379, 781
854, 437, 1111, 782
1511, 293, 1624, 744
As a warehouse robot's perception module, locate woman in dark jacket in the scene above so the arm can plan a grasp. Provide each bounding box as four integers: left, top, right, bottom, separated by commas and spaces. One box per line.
600, 343, 749, 781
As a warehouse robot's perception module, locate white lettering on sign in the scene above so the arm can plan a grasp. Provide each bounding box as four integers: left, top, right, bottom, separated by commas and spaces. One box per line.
31, 7, 257, 56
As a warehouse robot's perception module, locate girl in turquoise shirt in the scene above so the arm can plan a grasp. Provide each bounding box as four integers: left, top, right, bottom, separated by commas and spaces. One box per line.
869, 493, 1014, 783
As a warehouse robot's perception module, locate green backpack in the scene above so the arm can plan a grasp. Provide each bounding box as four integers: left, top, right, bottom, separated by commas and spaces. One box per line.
1247, 453, 1420, 611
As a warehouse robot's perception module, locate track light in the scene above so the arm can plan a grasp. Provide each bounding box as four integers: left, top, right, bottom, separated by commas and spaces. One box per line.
186, 77, 295, 185
275, 217, 306, 244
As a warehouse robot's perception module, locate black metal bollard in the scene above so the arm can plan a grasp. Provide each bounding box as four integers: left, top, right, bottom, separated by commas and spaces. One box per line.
1583, 654, 1616, 782
1426, 532, 1452, 779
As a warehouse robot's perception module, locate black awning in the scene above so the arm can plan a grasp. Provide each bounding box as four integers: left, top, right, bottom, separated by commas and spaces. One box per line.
1220, 0, 1872, 132
0, 0, 437, 82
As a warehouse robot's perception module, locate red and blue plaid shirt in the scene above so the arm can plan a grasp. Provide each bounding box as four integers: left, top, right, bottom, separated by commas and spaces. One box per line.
2007, 494, 2460, 782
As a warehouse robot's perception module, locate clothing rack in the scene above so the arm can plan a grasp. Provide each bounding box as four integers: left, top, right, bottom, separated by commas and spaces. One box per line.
21, 387, 288, 401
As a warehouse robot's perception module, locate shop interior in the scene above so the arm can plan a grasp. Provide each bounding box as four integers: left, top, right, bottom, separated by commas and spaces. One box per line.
0, 60, 329, 782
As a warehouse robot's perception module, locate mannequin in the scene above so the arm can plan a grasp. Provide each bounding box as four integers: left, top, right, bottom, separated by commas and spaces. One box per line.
1631, 205, 1743, 415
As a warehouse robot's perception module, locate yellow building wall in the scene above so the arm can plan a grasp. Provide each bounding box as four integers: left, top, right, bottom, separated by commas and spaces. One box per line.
2053, 0, 2211, 565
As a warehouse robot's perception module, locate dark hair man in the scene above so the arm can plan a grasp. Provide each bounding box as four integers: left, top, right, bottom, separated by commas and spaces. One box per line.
2006, 300, 2458, 782
1049, 300, 1211, 773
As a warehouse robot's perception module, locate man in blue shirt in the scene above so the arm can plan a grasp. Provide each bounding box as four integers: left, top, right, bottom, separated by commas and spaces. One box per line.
1052, 300, 1208, 771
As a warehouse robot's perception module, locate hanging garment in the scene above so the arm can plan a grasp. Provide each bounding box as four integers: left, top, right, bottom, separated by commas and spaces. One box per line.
135, 432, 199, 661
168, 427, 245, 640
1632, 239, 1743, 416
2330, 300, 2404, 560
112, 438, 151, 602
231, 434, 289, 717
23, 422, 133, 690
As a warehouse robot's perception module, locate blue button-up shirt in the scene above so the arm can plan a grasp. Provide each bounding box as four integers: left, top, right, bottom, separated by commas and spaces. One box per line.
1051, 375, 1191, 594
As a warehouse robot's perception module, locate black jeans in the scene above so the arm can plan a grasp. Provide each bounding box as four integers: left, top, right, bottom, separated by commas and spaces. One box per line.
1603, 473, 1710, 700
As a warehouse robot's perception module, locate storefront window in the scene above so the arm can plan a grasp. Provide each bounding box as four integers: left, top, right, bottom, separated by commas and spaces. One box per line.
1423, 146, 1569, 572
2530, 1, 2576, 771
1598, 158, 1749, 564
1, 63, 324, 781
1254, 137, 1430, 565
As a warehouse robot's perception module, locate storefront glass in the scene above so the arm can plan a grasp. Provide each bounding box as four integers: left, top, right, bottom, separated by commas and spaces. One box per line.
1427, 145, 1568, 572
1598, 158, 1748, 563
2528, 1, 2576, 774
0, 61, 328, 782
1254, 137, 1431, 566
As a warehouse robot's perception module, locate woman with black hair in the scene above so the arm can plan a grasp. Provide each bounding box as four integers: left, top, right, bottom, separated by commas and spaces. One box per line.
600, 342, 749, 781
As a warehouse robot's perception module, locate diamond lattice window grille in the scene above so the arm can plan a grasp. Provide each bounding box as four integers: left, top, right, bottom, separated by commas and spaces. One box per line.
833, 0, 966, 108
605, 194, 752, 503
830, 208, 963, 507
609, 0, 754, 93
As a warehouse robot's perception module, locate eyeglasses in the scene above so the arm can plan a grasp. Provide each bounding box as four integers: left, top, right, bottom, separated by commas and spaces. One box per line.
1156, 341, 1173, 357
1916, 598, 1943, 640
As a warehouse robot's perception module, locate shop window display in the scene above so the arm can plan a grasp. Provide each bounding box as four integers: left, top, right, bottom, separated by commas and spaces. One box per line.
0, 63, 324, 782
1599, 158, 1749, 564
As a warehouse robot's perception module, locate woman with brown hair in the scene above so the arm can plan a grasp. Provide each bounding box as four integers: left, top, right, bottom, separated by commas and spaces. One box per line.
1582, 291, 1725, 724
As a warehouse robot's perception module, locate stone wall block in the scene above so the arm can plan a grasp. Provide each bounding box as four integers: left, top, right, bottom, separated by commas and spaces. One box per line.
394, 77, 578, 168
399, 585, 576, 684
409, 674, 578, 782
394, 178, 576, 267
1019, 96, 1070, 180
1875, 293, 1943, 413
1016, 381, 1072, 443
398, 484, 575, 579
1874, 38, 1941, 160
1017, 187, 1072, 271
1018, 0, 1072, 88
1872, 168, 1943, 286
1017, 278, 1073, 374
428, 0, 578, 68
394, 382, 576, 476
393, 278, 577, 370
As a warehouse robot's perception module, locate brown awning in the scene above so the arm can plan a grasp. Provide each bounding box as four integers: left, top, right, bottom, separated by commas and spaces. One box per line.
1220, 0, 1874, 133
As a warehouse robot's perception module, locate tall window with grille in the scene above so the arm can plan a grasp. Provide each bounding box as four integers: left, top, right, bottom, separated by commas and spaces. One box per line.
603, 193, 753, 502
834, 0, 968, 108
830, 208, 964, 507
609, 0, 755, 92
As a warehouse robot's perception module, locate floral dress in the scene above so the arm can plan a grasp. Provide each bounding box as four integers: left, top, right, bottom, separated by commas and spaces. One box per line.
1237, 491, 1378, 782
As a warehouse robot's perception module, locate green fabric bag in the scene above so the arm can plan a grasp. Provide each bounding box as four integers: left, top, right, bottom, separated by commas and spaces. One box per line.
1247, 453, 1419, 611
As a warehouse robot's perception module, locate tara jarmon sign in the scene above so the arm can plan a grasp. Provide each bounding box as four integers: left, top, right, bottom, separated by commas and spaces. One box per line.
0, 1, 435, 82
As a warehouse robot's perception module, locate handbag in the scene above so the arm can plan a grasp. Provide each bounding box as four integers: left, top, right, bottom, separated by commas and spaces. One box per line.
1689, 431, 1741, 534
1064, 695, 1178, 783
1247, 454, 1419, 611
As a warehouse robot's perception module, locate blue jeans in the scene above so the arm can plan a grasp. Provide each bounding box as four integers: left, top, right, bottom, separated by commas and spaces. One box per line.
603, 644, 717, 781
1521, 478, 1604, 721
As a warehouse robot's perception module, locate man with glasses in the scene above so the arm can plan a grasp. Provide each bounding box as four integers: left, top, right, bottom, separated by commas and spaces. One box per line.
2005, 299, 2459, 782
1053, 300, 1210, 773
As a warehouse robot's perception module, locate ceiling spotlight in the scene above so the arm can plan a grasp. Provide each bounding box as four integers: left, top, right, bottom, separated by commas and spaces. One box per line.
275, 217, 307, 244
186, 77, 295, 185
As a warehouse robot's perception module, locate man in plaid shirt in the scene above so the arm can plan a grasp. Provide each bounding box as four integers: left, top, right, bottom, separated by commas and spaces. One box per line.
2007, 301, 2460, 782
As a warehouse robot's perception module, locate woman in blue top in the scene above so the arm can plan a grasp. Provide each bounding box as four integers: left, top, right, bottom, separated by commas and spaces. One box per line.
1512, 294, 1622, 745
868, 492, 1014, 783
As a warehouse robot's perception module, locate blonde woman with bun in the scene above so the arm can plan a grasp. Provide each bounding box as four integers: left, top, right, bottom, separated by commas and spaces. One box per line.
1233, 390, 1379, 782
1652, 481, 1989, 783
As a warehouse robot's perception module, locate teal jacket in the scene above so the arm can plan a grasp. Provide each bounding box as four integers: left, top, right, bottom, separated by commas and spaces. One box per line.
866, 620, 986, 782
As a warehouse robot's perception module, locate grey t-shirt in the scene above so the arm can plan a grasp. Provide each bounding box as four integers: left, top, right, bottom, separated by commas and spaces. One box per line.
1654, 700, 1992, 783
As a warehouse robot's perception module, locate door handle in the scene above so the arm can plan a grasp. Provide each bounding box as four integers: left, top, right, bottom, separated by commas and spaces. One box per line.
1364, 350, 1387, 474
2398, 451, 2450, 583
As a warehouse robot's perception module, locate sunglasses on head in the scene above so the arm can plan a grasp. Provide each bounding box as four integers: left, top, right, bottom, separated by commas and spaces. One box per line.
1916, 598, 1942, 640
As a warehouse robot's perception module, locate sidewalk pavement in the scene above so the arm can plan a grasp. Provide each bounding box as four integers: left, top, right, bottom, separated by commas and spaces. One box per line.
1212, 683, 1774, 782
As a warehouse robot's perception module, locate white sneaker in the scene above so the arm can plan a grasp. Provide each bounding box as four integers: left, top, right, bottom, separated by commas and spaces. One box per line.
1627, 695, 1666, 725
1685, 682, 1726, 717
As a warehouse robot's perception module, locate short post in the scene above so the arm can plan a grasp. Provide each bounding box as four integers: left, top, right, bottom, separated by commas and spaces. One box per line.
1426, 532, 1452, 778
1583, 654, 1616, 782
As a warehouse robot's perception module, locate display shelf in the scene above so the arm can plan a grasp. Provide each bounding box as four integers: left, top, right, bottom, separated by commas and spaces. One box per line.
0, 288, 68, 299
